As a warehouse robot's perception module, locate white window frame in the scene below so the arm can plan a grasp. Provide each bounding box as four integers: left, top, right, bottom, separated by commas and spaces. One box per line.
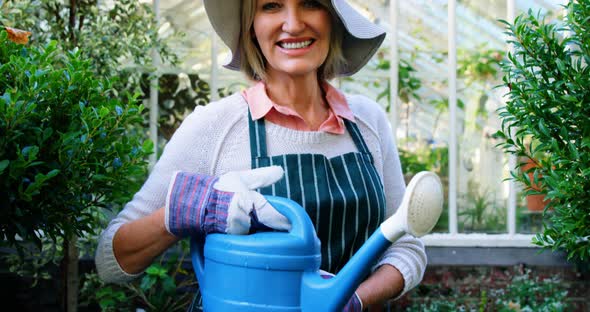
388, 0, 537, 248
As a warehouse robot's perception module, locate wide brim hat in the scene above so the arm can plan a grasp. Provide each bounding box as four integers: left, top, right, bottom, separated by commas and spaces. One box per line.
203, 0, 386, 77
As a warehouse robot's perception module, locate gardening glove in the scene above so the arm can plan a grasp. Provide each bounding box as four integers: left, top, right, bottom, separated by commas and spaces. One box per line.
165, 166, 291, 237
320, 270, 364, 312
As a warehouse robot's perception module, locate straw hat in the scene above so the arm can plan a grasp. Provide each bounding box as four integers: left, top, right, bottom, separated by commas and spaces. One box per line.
203, 0, 386, 76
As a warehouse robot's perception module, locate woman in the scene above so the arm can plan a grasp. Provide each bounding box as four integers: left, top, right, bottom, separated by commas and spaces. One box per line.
96, 0, 427, 310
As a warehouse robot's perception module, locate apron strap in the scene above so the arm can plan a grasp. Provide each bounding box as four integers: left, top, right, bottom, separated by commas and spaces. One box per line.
248, 109, 373, 163
248, 109, 268, 160
344, 119, 374, 163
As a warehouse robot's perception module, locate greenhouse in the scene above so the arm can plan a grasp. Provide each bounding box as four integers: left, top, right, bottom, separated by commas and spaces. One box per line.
1, 0, 589, 311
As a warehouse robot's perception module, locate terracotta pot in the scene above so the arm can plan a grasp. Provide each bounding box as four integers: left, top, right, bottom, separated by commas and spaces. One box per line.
521, 158, 549, 212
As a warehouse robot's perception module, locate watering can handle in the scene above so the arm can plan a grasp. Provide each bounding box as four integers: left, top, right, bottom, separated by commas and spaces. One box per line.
191, 195, 316, 284
265, 195, 317, 245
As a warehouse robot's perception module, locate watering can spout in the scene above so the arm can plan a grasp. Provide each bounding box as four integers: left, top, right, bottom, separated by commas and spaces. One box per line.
301, 228, 394, 311
301, 171, 443, 311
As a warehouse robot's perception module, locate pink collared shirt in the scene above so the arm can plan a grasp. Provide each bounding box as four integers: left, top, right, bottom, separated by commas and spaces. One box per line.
242, 82, 355, 134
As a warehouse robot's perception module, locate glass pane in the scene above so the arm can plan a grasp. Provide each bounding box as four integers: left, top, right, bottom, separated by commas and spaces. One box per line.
455, 0, 508, 234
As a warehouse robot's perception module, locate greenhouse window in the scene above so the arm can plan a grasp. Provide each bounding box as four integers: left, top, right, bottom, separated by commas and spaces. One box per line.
145, 0, 566, 249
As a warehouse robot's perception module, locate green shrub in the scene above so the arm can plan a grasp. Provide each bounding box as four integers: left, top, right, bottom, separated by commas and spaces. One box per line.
495, 269, 569, 312
0, 31, 151, 250
496, 1, 590, 260
80, 245, 195, 312
1, 1, 180, 309
406, 269, 569, 312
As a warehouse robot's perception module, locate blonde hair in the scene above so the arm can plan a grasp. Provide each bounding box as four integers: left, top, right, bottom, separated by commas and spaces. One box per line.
240, 0, 347, 82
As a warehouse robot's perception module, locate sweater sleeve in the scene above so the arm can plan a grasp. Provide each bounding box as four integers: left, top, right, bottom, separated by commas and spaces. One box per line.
350, 95, 427, 299
375, 103, 427, 299
95, 100, 236, 284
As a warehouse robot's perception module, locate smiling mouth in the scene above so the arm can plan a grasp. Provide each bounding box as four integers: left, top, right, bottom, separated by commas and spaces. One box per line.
278, 40, 314, 50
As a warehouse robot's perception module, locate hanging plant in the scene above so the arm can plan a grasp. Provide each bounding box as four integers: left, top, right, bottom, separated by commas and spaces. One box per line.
457, 44, 504, 85
374, 56, 422, 110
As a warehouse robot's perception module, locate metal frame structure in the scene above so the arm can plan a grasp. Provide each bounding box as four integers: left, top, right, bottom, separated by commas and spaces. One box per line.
146, 0, 566, 248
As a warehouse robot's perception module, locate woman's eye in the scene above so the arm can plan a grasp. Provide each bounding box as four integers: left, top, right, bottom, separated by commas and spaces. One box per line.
261, 2, 281, 11
302, 0, 322, 9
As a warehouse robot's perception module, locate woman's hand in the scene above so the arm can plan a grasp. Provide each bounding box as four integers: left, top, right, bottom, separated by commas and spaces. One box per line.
166, 166, 291, 237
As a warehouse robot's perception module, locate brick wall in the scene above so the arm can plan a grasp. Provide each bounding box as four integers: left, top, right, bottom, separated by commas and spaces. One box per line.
389, 264, 589, 311
2, 256, 588, 311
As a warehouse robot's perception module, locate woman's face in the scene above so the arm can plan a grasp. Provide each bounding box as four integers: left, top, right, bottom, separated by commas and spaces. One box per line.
253, 0, 332, 80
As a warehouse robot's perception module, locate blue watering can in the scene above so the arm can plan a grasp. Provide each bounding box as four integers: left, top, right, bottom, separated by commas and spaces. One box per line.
191, 172, 443, 311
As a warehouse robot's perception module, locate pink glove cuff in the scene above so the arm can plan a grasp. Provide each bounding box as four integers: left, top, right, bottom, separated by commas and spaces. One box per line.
345, 292, 363, 312
320, 272, 364, 312
167, 172, 234, 237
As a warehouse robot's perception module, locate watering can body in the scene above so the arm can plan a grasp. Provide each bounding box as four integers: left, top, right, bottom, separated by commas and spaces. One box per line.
191, 196, 394, 311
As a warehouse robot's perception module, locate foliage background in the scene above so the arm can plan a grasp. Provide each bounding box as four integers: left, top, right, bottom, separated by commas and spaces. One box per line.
0, 0, 178, 96
496, 0, 590, 261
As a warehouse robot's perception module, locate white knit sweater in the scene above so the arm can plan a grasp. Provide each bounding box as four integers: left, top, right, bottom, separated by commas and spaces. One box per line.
95, 92, 426, 298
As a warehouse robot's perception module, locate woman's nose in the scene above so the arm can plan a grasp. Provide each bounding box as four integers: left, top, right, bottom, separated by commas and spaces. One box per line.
282, 8, 305, 34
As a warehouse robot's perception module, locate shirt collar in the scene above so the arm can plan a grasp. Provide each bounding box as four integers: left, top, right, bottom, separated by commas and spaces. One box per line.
242, 81, 355, 122
322, 81, 355, 122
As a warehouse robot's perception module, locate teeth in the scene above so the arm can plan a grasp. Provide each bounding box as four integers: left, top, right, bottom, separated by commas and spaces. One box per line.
280, 40, 312, 49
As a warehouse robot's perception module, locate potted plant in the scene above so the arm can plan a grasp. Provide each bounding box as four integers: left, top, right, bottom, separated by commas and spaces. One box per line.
519, 153, 549, 212
495, 1, 590, 260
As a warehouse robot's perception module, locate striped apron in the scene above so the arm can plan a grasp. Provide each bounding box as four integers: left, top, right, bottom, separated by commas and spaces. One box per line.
249, 112, 387, 273
188, 112, 386, 311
